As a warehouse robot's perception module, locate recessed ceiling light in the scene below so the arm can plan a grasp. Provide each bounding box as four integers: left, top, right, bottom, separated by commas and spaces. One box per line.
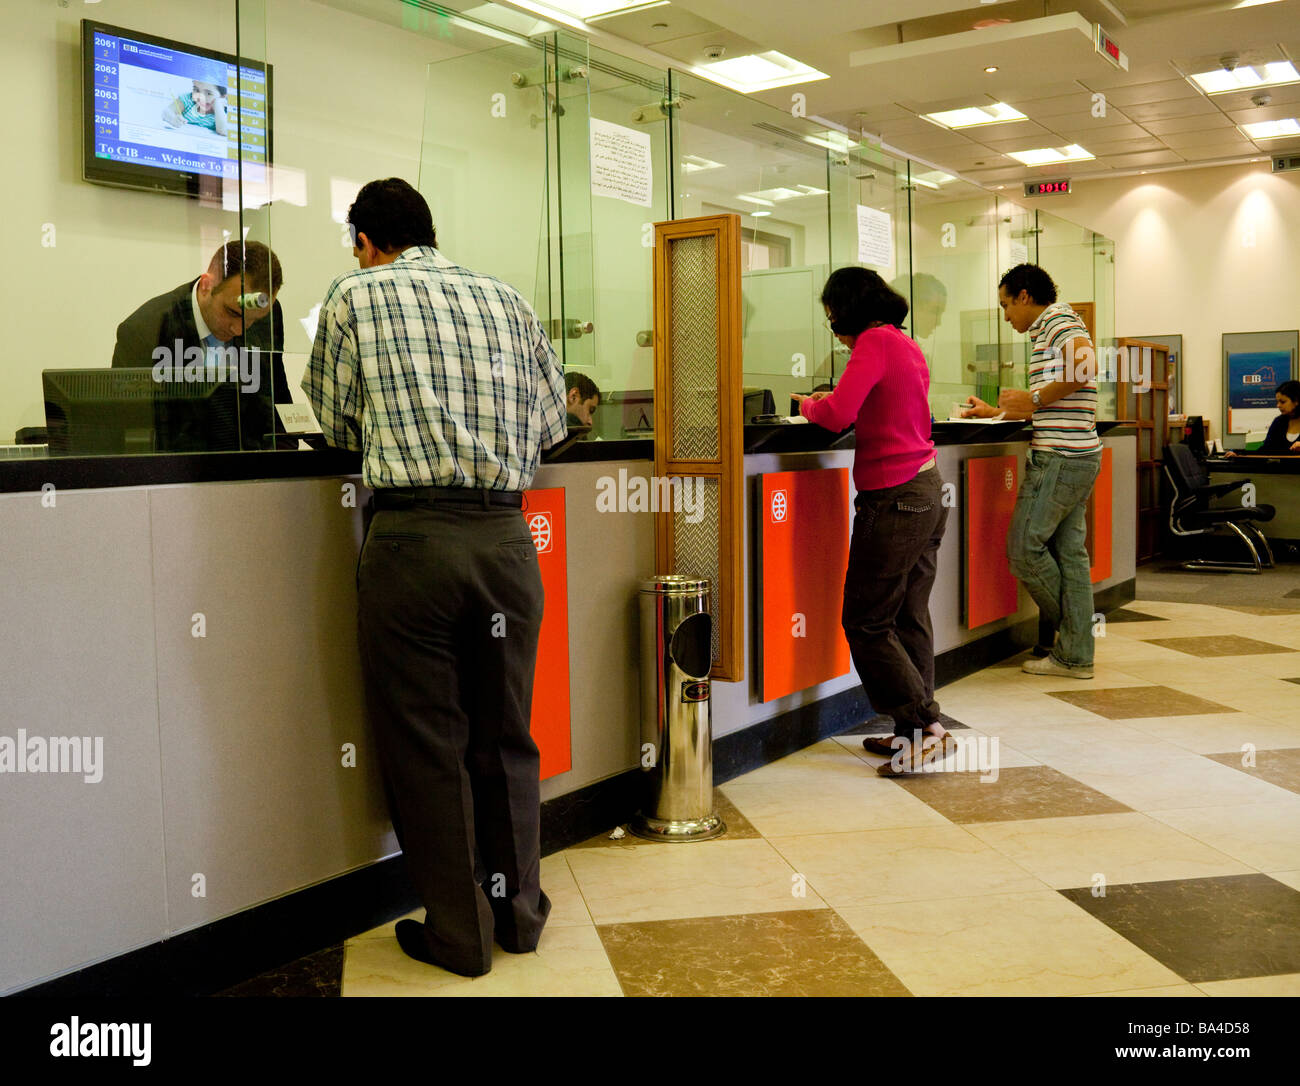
1241, 118, 1300, 139
1006, 144, 1095, 166
750, 211, 772, 217
924, 103, 1026, 128
736, 194, 776, 207
984, 66, 999, 73
681, 155, 724, 172
1189, 61, 1299, 94
803, 131, 857, 153
692, 50, 828, 93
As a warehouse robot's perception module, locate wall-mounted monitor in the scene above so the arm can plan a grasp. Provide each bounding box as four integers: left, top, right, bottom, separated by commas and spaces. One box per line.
82, 20, 272, 198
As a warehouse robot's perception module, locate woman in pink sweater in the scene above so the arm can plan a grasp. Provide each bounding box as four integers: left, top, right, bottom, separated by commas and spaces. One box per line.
794, 268, 952, 775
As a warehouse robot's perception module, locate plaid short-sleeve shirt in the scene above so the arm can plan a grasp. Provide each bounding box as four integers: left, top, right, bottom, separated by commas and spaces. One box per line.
302, 246, 568, 490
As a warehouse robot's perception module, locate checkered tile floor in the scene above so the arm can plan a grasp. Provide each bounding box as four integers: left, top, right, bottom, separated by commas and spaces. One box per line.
226, 599, 1300, 997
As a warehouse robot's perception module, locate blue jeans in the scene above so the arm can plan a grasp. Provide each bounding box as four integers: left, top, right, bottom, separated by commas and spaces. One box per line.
1008, 449, 1101, 668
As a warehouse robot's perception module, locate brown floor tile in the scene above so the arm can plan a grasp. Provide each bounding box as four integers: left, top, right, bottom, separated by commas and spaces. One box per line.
217, 945, 343, 997
1205, 747, 1300, 796
597, 909, 911, 996
1060, 874, 1300, 983
1214, 606, 1300, 616
1047, 685, 1234, 720
1104, 609, 1168, 623
568, 789, 760, 848
1142, 635, 1295, 657
892, 765, 1132, 823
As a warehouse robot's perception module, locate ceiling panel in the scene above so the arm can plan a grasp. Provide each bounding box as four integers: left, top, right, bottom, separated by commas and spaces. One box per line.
586, 3, 723, 44
1141, 112, 1237, 135
1099, 78, 1205, 106
1176, 141, 1267, 160
1078, 136, 1169, 155
1121, 97, 1222, 122
1047, 119, 1151, 141
1100, 149, 1187, 167
1159, 127, 1254, 148
1010, 89, 1105, 119
1213, 83, 1300, 113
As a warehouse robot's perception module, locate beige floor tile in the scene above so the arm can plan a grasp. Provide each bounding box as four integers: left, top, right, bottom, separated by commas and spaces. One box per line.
1171, 679, 1300, 716
836, 892, 1183, 996
342, 923, 622, 997
1068, 756, 1297, 812
971, 719, 1191, 772
1195, 973, 1300, 996
350, 909, 422, 942
725, 738, 901, 789
1085, 985, 1206, 997
720, 773, 950, 837
1220, 650, 1300, 679
964, 811, 1252, 888
933, 691, 1112, 729
1100, 656, 1255, 686
562, 838, 824, 924
1148, 801, 1300, 870
1118, 713, 1300, 754
542, 853, 595, 927
766, 824, 1047, 908
1266, 869, 1300, 892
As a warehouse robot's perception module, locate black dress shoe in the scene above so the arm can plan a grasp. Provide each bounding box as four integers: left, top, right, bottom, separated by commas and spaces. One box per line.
395, 919, 490, 977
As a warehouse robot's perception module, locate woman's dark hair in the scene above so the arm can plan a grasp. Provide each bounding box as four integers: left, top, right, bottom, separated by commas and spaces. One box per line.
999, 263, 1057, 305
820, 267, 909, 336
348, 177, 438, 253
1277, 380, 1300, 416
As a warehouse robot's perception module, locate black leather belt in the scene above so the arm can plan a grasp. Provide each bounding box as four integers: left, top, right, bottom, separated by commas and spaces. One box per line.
373, 487, 523, 509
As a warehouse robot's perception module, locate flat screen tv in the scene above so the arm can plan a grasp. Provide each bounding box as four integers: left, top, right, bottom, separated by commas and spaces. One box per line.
83, 20, 272, 198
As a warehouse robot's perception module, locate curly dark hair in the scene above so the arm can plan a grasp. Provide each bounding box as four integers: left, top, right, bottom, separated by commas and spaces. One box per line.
820, 267, 909, 336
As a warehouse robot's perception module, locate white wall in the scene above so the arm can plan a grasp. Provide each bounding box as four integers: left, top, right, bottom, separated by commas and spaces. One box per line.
1035, 163, 1300, 434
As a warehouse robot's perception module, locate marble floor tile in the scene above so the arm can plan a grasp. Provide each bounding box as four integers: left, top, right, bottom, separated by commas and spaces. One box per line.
1067, 755, 1296, 812
1196, 973, 1300, 996
1149, 800, 1300, 870
1097, 656, 1256, 686
1103, 609, 1169, 623
836, 711, 969, 735
1205, 747, 1300, 795
596, 909, 910, 997
562, 838, 822, 925
1167, 678, 1300, 718
1117, 714, 1300, 756
1267, 869, 1300, 892
1141, 635, 1296, 658
931, 691, 1116, 729
721, 738, 902, 788
720, 771, 950, 837
964, 812, 1252, 889
1046, 685, 1234, 720
890, 764, 1133, 823
972, 720, 1192, 772
766, 824, 1047, 908
1059, 874, 1300, 983
566, 789, 761, 848
1084, 984, 1205, 997
1217, 650, 1300, 679
342, 923, 622, 997
837, 891, 1183, 996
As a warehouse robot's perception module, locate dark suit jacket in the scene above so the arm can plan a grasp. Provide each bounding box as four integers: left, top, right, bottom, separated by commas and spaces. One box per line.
1258, 413, 1300, 455
112, 279, 291, 450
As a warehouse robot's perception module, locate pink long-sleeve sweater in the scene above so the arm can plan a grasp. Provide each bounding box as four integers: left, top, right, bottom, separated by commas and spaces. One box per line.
800, 324, 935, 491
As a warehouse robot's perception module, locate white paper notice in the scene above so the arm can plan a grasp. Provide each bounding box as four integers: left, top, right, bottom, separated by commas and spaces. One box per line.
856, 205, 893, 267
1010, 240, 1028, 267
590, 118, 653, 208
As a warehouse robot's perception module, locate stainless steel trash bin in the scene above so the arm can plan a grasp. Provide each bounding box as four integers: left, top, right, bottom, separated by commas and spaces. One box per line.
631, 575, 724, 841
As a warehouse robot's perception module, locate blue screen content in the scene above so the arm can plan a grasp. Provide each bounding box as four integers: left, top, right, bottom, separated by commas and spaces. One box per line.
90, 29, 268, 182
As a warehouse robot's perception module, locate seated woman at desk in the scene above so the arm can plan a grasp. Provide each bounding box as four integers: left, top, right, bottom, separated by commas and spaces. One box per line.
1225, 380, 1300, 456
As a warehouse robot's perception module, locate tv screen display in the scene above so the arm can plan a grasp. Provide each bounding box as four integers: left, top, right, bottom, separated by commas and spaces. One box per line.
83, 20, 272, 197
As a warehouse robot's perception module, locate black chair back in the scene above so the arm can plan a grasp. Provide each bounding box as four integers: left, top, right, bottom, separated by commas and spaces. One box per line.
1165, 442, 1208, 495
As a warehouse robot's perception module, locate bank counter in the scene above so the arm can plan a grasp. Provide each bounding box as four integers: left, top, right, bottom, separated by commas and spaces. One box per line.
0, 426, 1135, 994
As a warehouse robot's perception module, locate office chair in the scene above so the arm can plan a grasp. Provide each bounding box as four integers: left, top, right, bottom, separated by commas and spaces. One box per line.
1162, 443, 1275, 573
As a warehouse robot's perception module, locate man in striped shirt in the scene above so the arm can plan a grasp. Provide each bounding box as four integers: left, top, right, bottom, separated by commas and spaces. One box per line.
303, 178, 568, 976
963, 263, 1102, 678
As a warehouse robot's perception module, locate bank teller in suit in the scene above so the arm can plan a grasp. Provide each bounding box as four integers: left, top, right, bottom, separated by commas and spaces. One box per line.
111, 241, 291, 449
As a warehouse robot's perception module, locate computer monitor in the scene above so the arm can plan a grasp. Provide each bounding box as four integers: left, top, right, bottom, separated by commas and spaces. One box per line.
607, 389, 654, 438
1182, 415, 1207, 458
742, 387, 776, 421
43, 368, 241, 455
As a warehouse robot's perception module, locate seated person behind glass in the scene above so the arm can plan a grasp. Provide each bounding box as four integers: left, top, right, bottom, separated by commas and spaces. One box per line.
1224, 380, 1300, 456
163, 81, 228, 135
565, 372, 601, 432
111, 241, 291, 450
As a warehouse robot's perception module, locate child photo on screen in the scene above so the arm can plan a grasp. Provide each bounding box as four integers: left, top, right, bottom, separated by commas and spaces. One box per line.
162, 81, 228, 136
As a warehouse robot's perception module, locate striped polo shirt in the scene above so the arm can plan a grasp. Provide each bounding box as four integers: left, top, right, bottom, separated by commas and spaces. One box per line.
1027, 301, 1100, 456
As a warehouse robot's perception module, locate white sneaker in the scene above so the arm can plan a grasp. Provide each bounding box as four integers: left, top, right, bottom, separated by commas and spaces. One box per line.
1022, 656, 1093, 679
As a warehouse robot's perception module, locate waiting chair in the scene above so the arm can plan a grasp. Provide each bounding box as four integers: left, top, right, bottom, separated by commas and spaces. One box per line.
1162, 443, 1275, 573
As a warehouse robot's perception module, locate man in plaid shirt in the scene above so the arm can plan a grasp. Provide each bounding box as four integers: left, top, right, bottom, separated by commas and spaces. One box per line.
304, 178, 567, 977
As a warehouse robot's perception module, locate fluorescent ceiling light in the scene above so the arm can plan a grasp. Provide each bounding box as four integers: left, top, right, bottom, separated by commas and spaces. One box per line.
737, 185, 828, 203
461, 4, 557, 37
490, 0, 588, 31
681, 155, 724, 172
736, 194, 776, 206
1234, 0, 1283, 7
586, 1, 669, 20
1006, 144, 1094, 166
1242, 118, 1300, 139
1190, 61, 1299, 94
804, 131, 857, 153
912, 170, 956, 189
692, 51, 828, 93
749, 211, 772, 217
923, 102, 1027, 129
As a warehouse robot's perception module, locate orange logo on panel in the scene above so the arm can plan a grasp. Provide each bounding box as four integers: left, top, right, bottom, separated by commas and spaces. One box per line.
527, 511, 552, 553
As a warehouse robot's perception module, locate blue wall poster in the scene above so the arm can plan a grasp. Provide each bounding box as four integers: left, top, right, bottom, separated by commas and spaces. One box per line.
1228, 350, 1294, 434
